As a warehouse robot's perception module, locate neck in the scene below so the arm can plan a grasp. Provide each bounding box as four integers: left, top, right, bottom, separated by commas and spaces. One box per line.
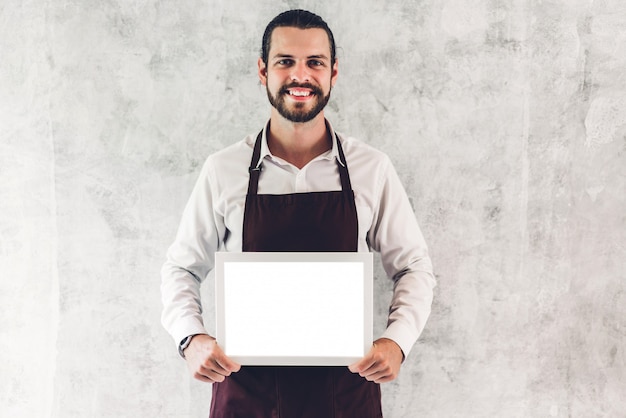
267, 112, 331, 169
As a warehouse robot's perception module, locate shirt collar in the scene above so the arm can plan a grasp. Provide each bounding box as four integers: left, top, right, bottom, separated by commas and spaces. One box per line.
255, 119, 341, 169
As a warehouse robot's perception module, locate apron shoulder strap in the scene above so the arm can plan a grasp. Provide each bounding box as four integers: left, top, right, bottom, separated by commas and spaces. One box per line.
248, 130, 353, 194
247, 131, 263, 196
335, 134, 353, 192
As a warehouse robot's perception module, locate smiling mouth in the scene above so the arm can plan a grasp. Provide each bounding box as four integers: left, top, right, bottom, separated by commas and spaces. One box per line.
287, 89, 313, 97
281, 83, 320, 99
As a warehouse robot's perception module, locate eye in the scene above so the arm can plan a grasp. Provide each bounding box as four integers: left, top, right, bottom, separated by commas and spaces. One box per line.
276, 59, 294, 66
308, 60, 325, 67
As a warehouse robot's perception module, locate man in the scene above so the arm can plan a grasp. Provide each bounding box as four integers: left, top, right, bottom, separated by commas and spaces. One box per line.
161, 9, 435, 418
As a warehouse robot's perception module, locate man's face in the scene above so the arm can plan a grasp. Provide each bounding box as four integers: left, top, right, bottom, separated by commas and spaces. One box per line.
259, 27, 338, 123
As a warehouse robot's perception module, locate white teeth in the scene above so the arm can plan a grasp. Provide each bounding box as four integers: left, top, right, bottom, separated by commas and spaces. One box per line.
289, 90, 311, 97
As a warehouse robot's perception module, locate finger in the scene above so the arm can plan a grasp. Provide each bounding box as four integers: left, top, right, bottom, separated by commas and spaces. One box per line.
198, 343, 239, 373
361, 362, 398, 383
201, 357, 235, 379
194, 368, 224, 383
203, 340, 241, 373
356, 358, 384, 377
193, 370, 221, 383
214, 353, 241, 373
374, 375, 395, 384
198, 364, 229, 383
348, 355, 375, 373
361, 368, 392, 383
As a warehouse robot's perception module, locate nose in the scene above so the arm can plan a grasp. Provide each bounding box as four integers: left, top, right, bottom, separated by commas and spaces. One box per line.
290, 60, 310, 83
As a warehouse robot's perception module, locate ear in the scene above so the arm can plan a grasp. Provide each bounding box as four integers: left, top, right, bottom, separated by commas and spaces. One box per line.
331, 59, 338, 88
258, 57, 268, 86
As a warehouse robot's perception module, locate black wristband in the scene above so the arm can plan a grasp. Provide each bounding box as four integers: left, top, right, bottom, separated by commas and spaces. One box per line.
178, 335, 196, 358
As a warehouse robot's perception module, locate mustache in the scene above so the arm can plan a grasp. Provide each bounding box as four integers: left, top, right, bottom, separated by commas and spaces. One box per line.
279, 82, 324, 96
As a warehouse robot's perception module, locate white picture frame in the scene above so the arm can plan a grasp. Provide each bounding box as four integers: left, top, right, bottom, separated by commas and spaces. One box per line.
215, 252, 373, 366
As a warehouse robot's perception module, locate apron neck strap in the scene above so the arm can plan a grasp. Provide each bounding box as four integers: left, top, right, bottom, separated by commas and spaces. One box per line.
247, 131, 352, 196
335, 134, 352, 192
247, 131, 264, 196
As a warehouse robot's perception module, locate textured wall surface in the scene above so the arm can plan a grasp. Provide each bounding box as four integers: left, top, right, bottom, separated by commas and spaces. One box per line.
1, 0, 625, 417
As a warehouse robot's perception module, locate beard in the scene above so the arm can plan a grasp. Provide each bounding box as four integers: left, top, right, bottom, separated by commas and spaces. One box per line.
266, 82, 331, 123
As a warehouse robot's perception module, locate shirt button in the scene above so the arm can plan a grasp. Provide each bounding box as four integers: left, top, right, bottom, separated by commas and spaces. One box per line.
295, 171, 307, 192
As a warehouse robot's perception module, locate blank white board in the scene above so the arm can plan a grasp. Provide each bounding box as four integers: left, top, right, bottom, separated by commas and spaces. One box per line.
215, 252, 373, 366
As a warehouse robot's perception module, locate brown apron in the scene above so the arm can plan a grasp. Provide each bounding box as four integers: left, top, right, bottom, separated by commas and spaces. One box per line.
209, 131, 382, 417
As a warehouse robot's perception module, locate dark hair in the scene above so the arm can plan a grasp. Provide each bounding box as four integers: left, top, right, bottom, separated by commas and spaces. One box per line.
261, 9, 336, 66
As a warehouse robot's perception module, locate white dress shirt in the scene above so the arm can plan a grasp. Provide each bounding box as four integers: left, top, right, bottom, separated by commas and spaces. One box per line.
161, 120, 436, 357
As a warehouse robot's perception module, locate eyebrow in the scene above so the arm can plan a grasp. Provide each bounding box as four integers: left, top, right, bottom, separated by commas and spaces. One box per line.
272, 54, 330, 61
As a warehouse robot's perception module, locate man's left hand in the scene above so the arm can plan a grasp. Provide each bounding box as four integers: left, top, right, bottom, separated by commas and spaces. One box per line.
348, 338, 404, 383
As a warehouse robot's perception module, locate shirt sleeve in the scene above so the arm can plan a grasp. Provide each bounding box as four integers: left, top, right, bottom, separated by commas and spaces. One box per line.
160, 159, 222, 348
368, 156, 436, 357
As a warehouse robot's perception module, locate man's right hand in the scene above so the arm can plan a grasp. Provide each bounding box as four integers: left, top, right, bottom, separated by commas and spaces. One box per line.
183, 335, 241, 383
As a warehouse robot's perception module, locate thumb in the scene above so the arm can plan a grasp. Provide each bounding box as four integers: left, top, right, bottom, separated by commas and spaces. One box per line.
214, 347, 241, 372
349, 343, 379, 373
348, 354, 369, 373
224, 356, 242, 372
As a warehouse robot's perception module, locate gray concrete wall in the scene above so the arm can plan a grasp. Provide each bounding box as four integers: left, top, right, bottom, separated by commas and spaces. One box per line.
1, 0, 624, 417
